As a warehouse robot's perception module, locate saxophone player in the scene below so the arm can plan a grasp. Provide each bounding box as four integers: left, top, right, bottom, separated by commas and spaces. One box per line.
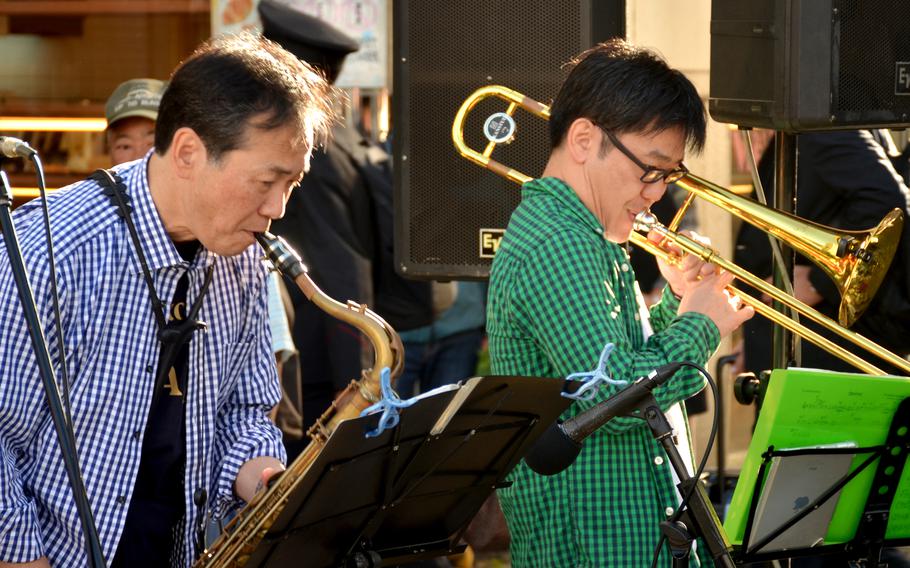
0, 34, 335, 566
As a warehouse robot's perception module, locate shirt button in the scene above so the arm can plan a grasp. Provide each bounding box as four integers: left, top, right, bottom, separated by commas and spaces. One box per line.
654, 456, 664, 466
132, 430, 141, 441
621, 263, 630, 272
665, 507, 674, 517
116, 495, 127, 505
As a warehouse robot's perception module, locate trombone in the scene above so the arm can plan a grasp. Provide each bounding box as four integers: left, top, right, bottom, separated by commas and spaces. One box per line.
452, 85, 909, 376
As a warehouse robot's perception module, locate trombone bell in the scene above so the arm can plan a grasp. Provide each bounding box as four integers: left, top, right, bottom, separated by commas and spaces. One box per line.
674, 174, 904, 328
839, 208, 903, 327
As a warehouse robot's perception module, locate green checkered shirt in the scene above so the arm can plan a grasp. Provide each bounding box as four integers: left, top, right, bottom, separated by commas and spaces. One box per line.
487, 177, 721, 567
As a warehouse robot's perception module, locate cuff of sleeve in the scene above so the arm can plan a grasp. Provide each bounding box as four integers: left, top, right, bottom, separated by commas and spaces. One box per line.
0, 500, 44, 562
276, 347, 296, 365
657, 285, 681, 313
213, 425, 287, 519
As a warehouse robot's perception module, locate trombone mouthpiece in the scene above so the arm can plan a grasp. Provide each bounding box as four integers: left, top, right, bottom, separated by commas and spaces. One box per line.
633, 211, 657, 232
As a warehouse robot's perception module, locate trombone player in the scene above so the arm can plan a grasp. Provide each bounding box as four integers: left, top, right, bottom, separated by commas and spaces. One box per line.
486, 39, 753, 566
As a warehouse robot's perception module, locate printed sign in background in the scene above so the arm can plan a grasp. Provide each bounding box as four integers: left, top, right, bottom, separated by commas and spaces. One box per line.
211, 0, 388, 89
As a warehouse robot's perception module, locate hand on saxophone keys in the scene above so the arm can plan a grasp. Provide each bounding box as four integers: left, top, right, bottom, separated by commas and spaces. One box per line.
234, 456, 286, 504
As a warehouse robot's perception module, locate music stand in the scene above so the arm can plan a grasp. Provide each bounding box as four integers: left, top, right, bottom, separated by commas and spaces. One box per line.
725, 368, 910, 565
239, 375, 572, 567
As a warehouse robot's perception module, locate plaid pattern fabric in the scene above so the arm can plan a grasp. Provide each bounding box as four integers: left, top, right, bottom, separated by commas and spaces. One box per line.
0, 156, 284, 565
487, 177, 720, 567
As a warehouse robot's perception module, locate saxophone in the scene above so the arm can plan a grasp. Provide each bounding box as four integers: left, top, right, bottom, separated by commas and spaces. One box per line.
193, 232, 405, 567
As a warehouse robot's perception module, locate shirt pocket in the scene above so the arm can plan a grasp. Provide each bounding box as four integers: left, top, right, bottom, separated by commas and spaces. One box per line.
210, 339, 256, 405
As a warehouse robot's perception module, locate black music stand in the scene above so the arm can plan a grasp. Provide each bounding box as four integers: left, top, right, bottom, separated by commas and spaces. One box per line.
240, 375, 572, 567
733, 397, 910, 566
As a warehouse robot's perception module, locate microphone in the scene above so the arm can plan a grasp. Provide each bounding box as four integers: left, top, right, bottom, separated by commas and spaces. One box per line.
524, 362, 685, 476
0, 137, 37, 158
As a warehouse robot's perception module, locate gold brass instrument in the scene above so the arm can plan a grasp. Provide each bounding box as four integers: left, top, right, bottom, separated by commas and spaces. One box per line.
193, 232, 405, 567
673, 174, 903, 329
452, 84, 909, 376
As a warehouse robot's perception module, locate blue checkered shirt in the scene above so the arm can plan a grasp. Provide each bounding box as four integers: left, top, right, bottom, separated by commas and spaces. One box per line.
0, 156, 285, 565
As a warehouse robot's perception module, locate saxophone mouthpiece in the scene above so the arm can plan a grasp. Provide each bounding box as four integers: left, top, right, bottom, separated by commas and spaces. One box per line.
256, 232, 307, 278
254, 232, 272, 249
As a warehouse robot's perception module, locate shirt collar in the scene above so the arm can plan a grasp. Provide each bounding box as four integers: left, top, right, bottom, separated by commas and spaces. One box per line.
115, 152, 214, 274
523, 176, 607, 238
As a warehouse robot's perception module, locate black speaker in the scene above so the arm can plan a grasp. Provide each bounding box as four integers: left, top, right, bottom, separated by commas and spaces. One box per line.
393, 0, 624, 280
709, 0, 910, 131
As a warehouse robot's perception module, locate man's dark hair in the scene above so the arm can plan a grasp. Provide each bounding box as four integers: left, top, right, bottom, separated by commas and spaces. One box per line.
155, 33, 337, 161
549, 39, 706, 154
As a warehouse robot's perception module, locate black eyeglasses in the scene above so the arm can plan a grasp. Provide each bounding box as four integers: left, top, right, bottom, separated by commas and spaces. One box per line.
602, 129, 688, 184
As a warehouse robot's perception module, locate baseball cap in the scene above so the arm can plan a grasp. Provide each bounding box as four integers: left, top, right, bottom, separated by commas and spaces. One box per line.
105, 78, 166, 127
258, 0, 359, 83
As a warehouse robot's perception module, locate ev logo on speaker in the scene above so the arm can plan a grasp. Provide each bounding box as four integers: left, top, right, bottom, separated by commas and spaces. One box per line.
479, 229, 505, 258
896, 62, 910, 95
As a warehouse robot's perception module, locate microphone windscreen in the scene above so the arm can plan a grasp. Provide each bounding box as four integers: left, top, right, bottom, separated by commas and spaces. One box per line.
524, 422, 582, 476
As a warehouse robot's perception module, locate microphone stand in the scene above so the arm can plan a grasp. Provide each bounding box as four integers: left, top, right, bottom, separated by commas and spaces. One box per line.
0, 171, 106, 566
635, 392, 736, 568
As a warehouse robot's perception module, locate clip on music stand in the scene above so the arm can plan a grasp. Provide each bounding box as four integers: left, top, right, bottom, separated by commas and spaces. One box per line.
724, 368, 910, 566
239, 375, 572, 568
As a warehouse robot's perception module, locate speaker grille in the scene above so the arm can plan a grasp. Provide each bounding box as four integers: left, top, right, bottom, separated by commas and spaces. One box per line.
835, 0, 910, 119
710, 0, 910, 130
395, 0, 622, 278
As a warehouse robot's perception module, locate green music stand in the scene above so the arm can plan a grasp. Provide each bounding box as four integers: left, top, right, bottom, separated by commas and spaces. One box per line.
724, 368, 910, 565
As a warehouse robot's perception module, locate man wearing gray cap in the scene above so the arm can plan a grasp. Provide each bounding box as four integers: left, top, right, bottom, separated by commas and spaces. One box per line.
262, 0, 433, 451
104, 78, 166, 165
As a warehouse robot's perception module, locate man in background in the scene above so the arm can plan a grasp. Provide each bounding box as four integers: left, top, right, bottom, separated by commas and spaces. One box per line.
736, 129, 910, 377
261, 0, 434, 451
104, 78, 165, 165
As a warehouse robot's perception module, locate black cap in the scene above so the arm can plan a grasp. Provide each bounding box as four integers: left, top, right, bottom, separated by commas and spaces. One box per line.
258, 0, 359, 84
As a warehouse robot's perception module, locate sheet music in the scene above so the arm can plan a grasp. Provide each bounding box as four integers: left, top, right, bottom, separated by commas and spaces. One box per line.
430, 379, 480, 436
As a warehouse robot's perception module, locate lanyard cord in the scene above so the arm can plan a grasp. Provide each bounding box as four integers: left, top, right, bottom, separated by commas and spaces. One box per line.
90, 168, 215, 419
89, 168, 215, 343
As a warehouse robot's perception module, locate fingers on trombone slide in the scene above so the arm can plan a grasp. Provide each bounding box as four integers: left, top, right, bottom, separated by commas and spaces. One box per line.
723, 288, 742, 308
